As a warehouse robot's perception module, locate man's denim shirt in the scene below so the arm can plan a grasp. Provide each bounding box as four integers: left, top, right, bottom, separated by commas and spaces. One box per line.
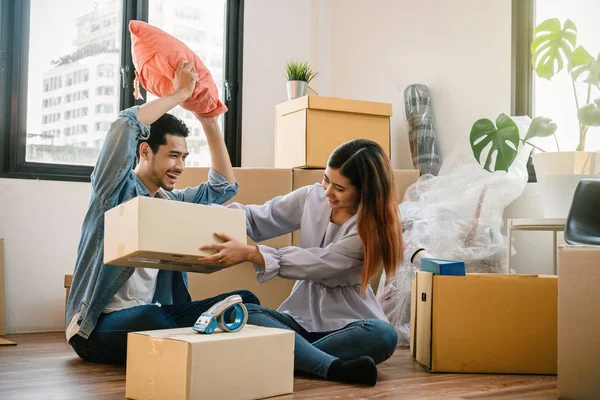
66, 106, 238, 340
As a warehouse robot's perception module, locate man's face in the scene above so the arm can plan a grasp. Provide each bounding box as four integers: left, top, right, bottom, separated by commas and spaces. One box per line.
140, 134, 189, 191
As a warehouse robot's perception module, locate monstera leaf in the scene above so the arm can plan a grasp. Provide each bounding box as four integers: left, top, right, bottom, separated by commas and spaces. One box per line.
525, 116, 558, 141
531, 18, 578, 79
470, 114, 520, 173
571, 47, 600, 88
578, 99, 600, 127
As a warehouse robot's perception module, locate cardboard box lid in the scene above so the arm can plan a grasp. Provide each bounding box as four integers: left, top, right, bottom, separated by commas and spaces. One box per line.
130, 325, 294, 344
276, 96, 392, 117
559, 244, 600, 252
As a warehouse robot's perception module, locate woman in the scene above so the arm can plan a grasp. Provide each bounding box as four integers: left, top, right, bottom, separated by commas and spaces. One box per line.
199, 139, 402, 386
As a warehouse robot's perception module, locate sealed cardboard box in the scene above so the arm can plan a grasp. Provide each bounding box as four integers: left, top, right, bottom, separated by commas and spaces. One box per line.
410, 271, 557, 374
126, 325, 294, 400
0, 239, 5, 335
175, 168, 296, 309
275, 96, 392, 168
558, 246, 600, 400
104, 196, 246, 273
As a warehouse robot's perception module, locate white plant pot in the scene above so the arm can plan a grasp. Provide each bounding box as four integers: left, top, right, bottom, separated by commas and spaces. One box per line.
286, 80, 307, 100
532, 151, 600, 218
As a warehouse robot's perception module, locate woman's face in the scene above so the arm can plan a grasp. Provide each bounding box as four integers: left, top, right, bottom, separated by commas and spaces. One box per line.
322, 167, 359, 214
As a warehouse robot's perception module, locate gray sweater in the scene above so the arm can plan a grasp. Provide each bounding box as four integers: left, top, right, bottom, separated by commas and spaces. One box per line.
227, 183, 388, 332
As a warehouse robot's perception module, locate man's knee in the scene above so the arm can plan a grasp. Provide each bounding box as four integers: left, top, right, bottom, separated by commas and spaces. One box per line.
120, 305, 174, 331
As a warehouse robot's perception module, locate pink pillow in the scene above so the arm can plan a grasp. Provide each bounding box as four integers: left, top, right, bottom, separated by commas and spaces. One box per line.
129, 20, 227, 117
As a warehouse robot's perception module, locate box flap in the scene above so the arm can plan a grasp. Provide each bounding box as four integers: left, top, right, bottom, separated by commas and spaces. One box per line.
415, 272, 433, 370
409, 276, 417, 357
130, 325, 293, 344
559, 244, 600, 252
276, 96, 392, 117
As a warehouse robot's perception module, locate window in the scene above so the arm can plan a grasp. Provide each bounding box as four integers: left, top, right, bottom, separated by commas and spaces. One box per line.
210, 55, 223, 69
514, 0, 600, 152
148, 0, 231, 167
95, 103, 113, 114
97, 64, 114, 78
96, 86, 114, 96
533, 0, 600, 152
0, 0, 243, 181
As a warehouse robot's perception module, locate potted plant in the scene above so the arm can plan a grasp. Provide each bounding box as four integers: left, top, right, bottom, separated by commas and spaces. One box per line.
529, 18, 600, 217
285, 60, 318, 100
470, 18, 600, 218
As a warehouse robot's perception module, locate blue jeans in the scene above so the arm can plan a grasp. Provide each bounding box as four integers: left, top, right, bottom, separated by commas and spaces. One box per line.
245, 304, 398, 378
70, 290, 259, 364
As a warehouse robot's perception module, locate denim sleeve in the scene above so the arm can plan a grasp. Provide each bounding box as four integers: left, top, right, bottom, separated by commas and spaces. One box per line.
91, 106, 150, 206
169, 167, 239, 205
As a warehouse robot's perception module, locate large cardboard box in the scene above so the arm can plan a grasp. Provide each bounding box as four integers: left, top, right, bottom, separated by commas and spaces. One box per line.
104, 196, 246, 273
0, 239, 5, 335
410, 271, 557, 374
291, 168, 419, 293
558, 246, 600, 399
175, 168, 296, 309
275, 96, 392, 168
126, 325, 294, 400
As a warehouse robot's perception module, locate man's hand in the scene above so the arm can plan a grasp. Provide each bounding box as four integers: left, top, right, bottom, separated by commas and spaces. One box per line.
172, 60, 198, 100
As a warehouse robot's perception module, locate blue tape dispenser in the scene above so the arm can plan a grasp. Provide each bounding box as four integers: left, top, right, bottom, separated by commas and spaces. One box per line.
193, 294, 248, 334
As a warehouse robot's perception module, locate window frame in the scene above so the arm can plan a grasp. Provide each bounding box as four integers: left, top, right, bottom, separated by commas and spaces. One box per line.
0, 0, 243, 182
512, 0, 536, 182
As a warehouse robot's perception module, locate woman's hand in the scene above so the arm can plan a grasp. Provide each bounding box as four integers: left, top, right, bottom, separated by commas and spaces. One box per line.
199, 233, 253, 267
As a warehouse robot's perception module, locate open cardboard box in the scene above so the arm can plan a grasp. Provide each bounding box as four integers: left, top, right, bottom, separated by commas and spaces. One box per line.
410, 271, 557, 374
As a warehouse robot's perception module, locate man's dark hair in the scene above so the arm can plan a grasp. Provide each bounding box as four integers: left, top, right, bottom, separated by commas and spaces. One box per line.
136, 113, 189, 162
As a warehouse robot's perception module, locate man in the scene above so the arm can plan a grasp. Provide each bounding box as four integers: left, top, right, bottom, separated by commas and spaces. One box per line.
66, 60, 259, 364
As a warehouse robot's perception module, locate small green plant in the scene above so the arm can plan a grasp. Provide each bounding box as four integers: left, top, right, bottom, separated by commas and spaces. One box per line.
470, 114, 557, 172
285, 61, 319, 84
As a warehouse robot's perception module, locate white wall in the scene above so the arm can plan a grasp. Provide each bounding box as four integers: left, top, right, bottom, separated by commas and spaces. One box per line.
0, 179, 90, 333
2, 0, 548, 334
241, 0, 316, 167
327, 0, 513, 168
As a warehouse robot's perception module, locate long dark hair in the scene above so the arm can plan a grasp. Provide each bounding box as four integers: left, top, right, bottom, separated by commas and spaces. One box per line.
328, 139, 402, 294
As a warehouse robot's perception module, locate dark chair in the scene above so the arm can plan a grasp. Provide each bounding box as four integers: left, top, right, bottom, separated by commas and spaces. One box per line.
564, 179, 600, 245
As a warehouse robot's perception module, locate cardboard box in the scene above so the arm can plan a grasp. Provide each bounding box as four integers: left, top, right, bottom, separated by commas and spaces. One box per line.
126, 325, 294, 400
410, 271, 557, 374
558, 246, 600, 399
0, 239, 5, 335
291, 168, 419, 293
275, 96, 392, 168
104, 196, 246, 273
175, 168, 295, 309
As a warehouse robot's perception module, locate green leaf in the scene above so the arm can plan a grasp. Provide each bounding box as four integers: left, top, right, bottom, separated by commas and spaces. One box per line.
531, 18, 578, 79
525, 117, 558, 141
570, 46, 594, 67
285, 60, 319, 83
578, 99, 600, 126
571, 51, 600, 88
470, 114, 520, 172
